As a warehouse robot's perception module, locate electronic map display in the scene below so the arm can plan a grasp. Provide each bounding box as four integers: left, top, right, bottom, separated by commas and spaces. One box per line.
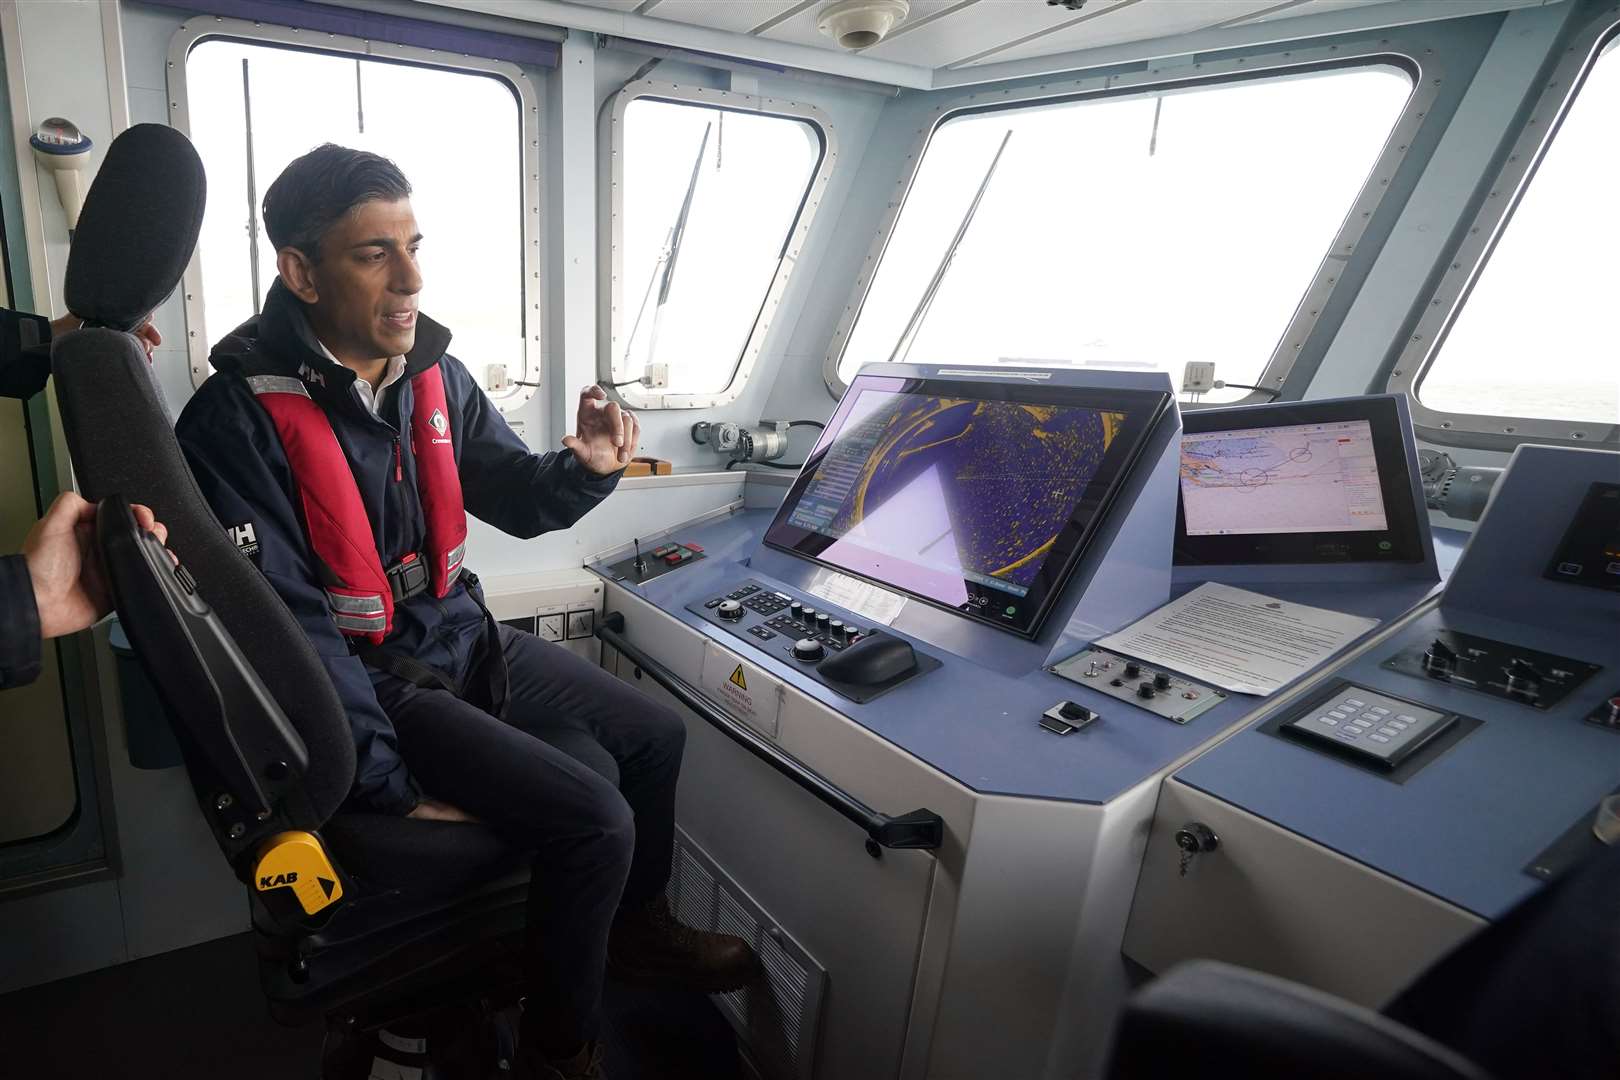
766, 373, 1169, 638
1180, 420, 1389, 536
1173, 396, 1427, 567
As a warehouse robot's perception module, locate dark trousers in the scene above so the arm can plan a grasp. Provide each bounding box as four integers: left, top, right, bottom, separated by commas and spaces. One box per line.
373, 625, 686, 1049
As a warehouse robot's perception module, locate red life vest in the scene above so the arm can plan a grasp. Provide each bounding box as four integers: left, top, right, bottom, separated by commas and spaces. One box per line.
246, 365, 468, 644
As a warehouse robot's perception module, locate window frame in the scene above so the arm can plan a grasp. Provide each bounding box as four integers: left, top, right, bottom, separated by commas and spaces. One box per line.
823, 41, 1437, 401
1387, 6, 1620, 450
168, 18, 546, 410
598, 79, 836, 410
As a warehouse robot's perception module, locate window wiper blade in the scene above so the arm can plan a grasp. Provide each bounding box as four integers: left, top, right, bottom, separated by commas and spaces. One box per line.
658, 121, 712, 307
621, 121, 712, 373
889, 129, 1012, 365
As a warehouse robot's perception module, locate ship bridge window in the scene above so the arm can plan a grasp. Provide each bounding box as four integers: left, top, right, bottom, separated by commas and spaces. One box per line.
1408, 29, 1618, 429
831, 63, 1413, 399
604, 88, 831, 407
177, 34, 539, 406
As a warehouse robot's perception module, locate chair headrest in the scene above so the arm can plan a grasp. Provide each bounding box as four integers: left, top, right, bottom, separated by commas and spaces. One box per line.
64, 123, 206, 333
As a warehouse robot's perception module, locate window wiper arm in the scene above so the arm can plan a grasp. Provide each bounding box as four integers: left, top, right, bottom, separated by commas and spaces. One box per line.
889, 129, 1012, 365
641, 122, 712, 371
658, 121, 711, 307
622, 121, 712, 373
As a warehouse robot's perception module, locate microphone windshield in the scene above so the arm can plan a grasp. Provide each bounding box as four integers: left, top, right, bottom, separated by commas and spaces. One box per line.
64, 124, 206, 332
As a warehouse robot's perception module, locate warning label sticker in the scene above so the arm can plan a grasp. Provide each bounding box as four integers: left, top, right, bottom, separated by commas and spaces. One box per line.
700, 642, 782, 740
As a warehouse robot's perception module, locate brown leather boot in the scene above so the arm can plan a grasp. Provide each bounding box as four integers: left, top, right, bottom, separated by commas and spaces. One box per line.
515, 1040, 606, 1080
606, 895, 762, 992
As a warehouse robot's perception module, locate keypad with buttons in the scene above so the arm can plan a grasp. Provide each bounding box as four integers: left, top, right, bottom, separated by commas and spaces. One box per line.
1284, 684, 1458, 769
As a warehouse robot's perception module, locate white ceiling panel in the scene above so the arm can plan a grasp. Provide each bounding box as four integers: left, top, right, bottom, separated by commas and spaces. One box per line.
568, 0, 646, 13
822, 0, 1131, 68
634, 0, 808, 35
957, 0, 1288, 68
1221, 0, 1384, 28
757, 0, 968, 51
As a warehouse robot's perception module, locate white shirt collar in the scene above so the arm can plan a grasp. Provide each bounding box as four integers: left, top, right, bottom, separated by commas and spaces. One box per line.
293, 310, 406, 416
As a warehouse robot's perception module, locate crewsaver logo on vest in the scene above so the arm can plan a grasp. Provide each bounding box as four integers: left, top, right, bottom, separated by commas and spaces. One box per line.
428, 408, 451, 444
228, 522, 260, 558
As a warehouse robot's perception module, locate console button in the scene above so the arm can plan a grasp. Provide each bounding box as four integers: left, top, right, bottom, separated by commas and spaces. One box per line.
716, 600, 744, 621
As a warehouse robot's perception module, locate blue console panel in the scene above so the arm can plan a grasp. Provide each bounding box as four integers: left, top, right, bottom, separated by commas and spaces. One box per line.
589, 506, 1439, 806
1173, 445, 1620, 919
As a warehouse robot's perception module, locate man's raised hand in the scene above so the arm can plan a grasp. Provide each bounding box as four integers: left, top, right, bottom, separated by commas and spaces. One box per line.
562, 384, 640, 477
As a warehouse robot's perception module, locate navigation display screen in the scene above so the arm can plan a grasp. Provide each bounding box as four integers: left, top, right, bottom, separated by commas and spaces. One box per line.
765, 374, 1170, 638
1174, 396, 1425, 566
1181, 419, 1390, 536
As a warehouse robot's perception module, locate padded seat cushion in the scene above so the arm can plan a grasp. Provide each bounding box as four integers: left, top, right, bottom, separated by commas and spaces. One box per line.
321, 812, 529, 899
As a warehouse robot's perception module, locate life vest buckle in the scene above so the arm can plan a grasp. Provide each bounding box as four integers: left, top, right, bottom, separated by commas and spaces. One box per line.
386, 552, 430, 604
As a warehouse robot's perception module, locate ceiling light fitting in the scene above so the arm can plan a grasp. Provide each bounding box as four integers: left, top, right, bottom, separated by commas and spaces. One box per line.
817, 0, 910, 51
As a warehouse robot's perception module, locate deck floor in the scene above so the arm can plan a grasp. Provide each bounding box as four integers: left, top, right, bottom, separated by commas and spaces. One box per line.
0, 931, 740, 1079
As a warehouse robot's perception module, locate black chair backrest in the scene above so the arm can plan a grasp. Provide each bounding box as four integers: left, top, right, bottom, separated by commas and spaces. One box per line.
49, 124, 354, 860
54, 329, 354, 849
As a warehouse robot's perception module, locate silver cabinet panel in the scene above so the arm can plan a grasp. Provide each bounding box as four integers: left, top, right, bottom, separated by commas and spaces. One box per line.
1124, 779, 1483, 1007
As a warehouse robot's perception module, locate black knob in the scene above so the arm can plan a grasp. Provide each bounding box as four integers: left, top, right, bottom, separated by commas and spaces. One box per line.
792, 638, 826, 663
717, 600, 744, 621
845, 625, 862, 641
1174, 822, 1219, 854
1153, 672, 1172, 691
814, 612, 831, 633
801, 607, 817, 624
1124, 662, 1142, 679
1137, 682, 1156, 700
828, 619, 844, 639
1422, 638, 1457, 677
789, 602, 804, 622
1504, 658, 1543, 699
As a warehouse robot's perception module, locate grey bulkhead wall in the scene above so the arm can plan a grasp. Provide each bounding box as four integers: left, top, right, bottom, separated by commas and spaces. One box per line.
1302, 1, 1595, 515
586, 50, 888, 459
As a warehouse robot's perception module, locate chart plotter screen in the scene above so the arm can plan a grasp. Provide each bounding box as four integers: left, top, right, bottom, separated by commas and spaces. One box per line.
765, 373, 1169, 638
1180, 420, 1389, 536
1173, 395, 1426, 567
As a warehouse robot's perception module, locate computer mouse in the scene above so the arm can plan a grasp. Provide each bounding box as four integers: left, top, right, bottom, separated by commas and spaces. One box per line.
818, 631, 919, 687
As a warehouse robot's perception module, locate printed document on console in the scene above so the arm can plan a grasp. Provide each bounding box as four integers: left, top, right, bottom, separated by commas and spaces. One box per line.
1094, 582, 1378, 696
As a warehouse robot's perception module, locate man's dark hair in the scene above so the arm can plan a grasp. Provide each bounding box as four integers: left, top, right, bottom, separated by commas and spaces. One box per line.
261, 144, 411, 258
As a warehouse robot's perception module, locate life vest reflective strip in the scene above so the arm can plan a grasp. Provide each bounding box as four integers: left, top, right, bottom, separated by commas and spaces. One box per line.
246, 366, 466, 644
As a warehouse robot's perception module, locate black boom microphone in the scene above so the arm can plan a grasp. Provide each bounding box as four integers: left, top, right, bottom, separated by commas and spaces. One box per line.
64, 123, 206, 332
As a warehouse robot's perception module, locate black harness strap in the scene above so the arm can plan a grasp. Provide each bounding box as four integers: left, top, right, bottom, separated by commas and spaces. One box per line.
355, 580, 510, 719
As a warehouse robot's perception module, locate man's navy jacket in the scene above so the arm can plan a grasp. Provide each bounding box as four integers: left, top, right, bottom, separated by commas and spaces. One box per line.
176, 280, 618, 816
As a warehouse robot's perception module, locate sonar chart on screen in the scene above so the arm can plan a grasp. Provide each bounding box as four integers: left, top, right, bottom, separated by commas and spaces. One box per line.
1180, 418, 1390, 536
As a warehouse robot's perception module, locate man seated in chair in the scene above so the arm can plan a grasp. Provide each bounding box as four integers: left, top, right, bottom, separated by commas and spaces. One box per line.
176, 144, 758, 1080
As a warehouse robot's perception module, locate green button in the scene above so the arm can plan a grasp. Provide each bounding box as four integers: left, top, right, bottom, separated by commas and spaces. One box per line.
1004, 605, 1018, 615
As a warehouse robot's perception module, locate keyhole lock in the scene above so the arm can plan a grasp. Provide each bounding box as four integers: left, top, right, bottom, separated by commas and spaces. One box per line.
1174, 821, 1219, 877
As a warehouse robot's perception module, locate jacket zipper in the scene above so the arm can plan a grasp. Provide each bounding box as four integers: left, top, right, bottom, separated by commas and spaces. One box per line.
393, 436, 403, 483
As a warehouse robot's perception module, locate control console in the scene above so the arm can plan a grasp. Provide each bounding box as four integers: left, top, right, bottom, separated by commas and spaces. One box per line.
1050, 647, 1225, 723
1382, 629, 1601, 710
687, 580, 941, 703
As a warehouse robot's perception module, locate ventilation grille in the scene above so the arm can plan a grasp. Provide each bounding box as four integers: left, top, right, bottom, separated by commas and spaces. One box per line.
668, 829, 826, 1080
